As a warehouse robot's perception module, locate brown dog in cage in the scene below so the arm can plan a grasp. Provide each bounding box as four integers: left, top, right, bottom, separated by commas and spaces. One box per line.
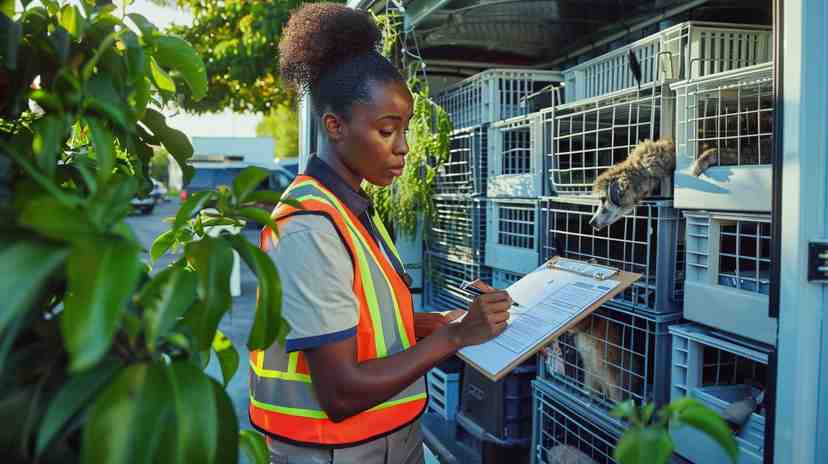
589, 138, 676, 230
551, 314, 642, 404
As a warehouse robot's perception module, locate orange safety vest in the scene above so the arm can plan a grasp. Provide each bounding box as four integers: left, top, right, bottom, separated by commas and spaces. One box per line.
249, 176, 428, 447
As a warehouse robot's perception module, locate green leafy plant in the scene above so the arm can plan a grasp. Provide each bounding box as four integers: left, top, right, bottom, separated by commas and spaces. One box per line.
0, 2, 285, 462
611, 398, 739, 464
364, 12, 453, 239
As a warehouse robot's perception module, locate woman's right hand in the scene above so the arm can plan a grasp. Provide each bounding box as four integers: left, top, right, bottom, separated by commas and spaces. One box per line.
452, 291, 512, 348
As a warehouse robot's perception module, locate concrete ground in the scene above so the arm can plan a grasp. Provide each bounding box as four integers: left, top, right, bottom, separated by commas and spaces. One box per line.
127, 197, 259, 450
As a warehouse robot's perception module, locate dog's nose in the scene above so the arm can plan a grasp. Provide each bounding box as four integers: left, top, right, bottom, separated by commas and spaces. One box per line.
589, 218, 605, 231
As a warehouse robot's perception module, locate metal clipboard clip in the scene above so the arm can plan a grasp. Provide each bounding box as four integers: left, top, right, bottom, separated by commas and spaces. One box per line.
547, 258, 619, 281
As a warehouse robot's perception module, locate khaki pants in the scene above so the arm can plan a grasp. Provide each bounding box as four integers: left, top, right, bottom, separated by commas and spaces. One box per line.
267, 421, 424, 464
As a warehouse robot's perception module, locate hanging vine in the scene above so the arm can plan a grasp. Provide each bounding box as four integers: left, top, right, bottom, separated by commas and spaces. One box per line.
365, 10, 453, 239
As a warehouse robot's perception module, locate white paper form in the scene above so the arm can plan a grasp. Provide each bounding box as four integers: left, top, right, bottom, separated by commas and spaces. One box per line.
458, 263, 620, 379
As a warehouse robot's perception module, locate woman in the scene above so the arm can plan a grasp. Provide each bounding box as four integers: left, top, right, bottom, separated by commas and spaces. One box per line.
250, 4, 512, 463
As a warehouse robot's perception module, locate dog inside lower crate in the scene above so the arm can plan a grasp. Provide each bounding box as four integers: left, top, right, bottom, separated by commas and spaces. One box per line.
549, 310, 644, 404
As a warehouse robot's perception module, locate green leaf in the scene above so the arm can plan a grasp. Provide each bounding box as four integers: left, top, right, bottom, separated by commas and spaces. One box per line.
149, 55, 176, 93
32, 116, 65, 178
87, 176, 139, 229
86, 117, 114, 183
610, 400, 638, 423
151, 228, 176, 261
210, 378, 239, 464
212, 329, 239, 387
244, 190, 286, 205
81, 362, 174, 464
0, 240, 69, 333
131, 77, 152, 120
676, 403, 739, 463
36, 360, 120, 456
614, 427, 674, 464
142, 108, 194, 163
62, 237, 143, 371
167, 362, 218, 464
239, 430, 268, 464
174, 190, 213, 231
153, 35, 207, 100
278, 196, 303, 210
185, 237, 233, 351
58, 4, 85, 40
81, 30, 119, 80
231, 166, 270, 204
126, 13, 158, 40
20, 196, 96, 242
85, 97, 130, 131
138, 265, 198, 351
236, 207, 277, 231
3, 19, 21, 69
642, 403, 656, 424
226, 235, 286, 350
121, 30, 145, 84
30, 90, 64, 113
1, 0, 13, 18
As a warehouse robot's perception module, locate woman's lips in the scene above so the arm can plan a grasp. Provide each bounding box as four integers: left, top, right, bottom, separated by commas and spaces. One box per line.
388, 166, 404, 176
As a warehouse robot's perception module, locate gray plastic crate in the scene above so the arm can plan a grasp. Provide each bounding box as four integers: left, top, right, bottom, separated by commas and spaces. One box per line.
670, 323, 772, 464
673, 63, 774, 212
683, 211, 776, 345
425, 251, 492, 311
430, 195, 486, 262
537, 305, 681, 422
487, 113, 545, 197
543, 84, 675, 197
539, 196, 685, 313
485, 199, 540, 275
563, 22, 772, 102
434, 69, 563, 130
531, 379, 623, 464
434, 125, 488, 196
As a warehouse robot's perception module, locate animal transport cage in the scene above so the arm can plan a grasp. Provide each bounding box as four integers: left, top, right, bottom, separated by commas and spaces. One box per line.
544, 84, 675, 197
485, 199, 540, 275
670, 323, 772, 464
531, 379, 623, 464
683, 211, 777, 345
429, 195, 486, 262
563, 22, 772, 102
539, 196, 685, 314
434, 125, 488, 196
537, 305, 681, 423
492, 268, 525, 290
487, 113, 545, 197
425, 251, 491, 312
433, 69, 563, 130
673, 63, 775, 212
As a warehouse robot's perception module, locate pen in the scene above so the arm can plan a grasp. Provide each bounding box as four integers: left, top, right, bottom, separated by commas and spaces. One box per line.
460, 280, 524, 309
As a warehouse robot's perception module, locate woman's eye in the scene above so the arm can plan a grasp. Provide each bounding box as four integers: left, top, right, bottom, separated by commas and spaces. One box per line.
380, 129, 394, 137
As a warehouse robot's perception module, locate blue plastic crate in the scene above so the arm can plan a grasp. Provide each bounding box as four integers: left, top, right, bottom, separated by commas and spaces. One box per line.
460, 360, 536, 442
427, 367, 461, 421
456, 411, 530, 464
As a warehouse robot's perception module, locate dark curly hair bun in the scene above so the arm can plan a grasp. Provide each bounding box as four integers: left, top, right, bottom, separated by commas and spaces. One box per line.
279, 3, 382, 93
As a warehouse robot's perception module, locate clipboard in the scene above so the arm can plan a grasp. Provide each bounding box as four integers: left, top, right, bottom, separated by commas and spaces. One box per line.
456, 256, 641, 382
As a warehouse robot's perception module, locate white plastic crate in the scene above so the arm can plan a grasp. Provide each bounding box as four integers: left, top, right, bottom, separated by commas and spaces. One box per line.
487, 113, 545, 197
434, 69, 563, 130
670, 323, 772, 464
427, 367, 461, 422
492, 268, 525, 290
540, 196, 685, 314
673, 63, 775, 212
429, 195, 486, 263
537, 305, 681, 422
485, 199, 540, 275
683, 211, 777, 345
434, 126, 488, 196
532, 379, 623, 464
544, 84, 675, 196
425, 251, 492, 311
563, 22, 772, 102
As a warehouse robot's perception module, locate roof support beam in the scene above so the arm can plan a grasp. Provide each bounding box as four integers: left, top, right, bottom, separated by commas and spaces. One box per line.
404, 0, 454, 32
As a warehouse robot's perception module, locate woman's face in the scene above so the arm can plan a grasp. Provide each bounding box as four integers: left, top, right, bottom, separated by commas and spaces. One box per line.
329, 80, 413, 187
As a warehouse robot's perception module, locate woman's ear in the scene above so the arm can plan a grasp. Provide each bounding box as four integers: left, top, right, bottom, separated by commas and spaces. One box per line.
322, 112, 346, 142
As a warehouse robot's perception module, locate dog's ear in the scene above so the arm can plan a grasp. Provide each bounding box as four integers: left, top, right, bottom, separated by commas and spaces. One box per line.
608, 180, 623, 207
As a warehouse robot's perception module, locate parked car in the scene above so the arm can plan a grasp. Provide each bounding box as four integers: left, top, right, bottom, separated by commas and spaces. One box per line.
130, 179, 165, 215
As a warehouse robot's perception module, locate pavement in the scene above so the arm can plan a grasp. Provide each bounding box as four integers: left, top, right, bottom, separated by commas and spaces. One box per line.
126, 197, 260, 445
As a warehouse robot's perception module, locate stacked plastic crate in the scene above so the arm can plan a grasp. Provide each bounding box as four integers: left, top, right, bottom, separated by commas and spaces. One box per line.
532, 22, 773, 464
424, 69, 562, 464
670, 54, 776, 463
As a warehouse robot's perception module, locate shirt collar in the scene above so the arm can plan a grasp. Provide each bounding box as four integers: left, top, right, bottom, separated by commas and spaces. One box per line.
303, 155, 371, 217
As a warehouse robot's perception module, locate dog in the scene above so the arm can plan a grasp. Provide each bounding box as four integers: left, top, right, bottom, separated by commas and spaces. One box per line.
589, 139, 675, 230
691, 138, 773, 176
550, 315, 641, 404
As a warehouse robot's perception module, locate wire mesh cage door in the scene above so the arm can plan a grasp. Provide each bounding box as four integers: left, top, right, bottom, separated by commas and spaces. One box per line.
545, 84, 675, 197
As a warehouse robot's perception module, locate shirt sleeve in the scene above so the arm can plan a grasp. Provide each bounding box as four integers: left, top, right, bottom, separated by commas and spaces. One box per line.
264, 214, 359, 352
